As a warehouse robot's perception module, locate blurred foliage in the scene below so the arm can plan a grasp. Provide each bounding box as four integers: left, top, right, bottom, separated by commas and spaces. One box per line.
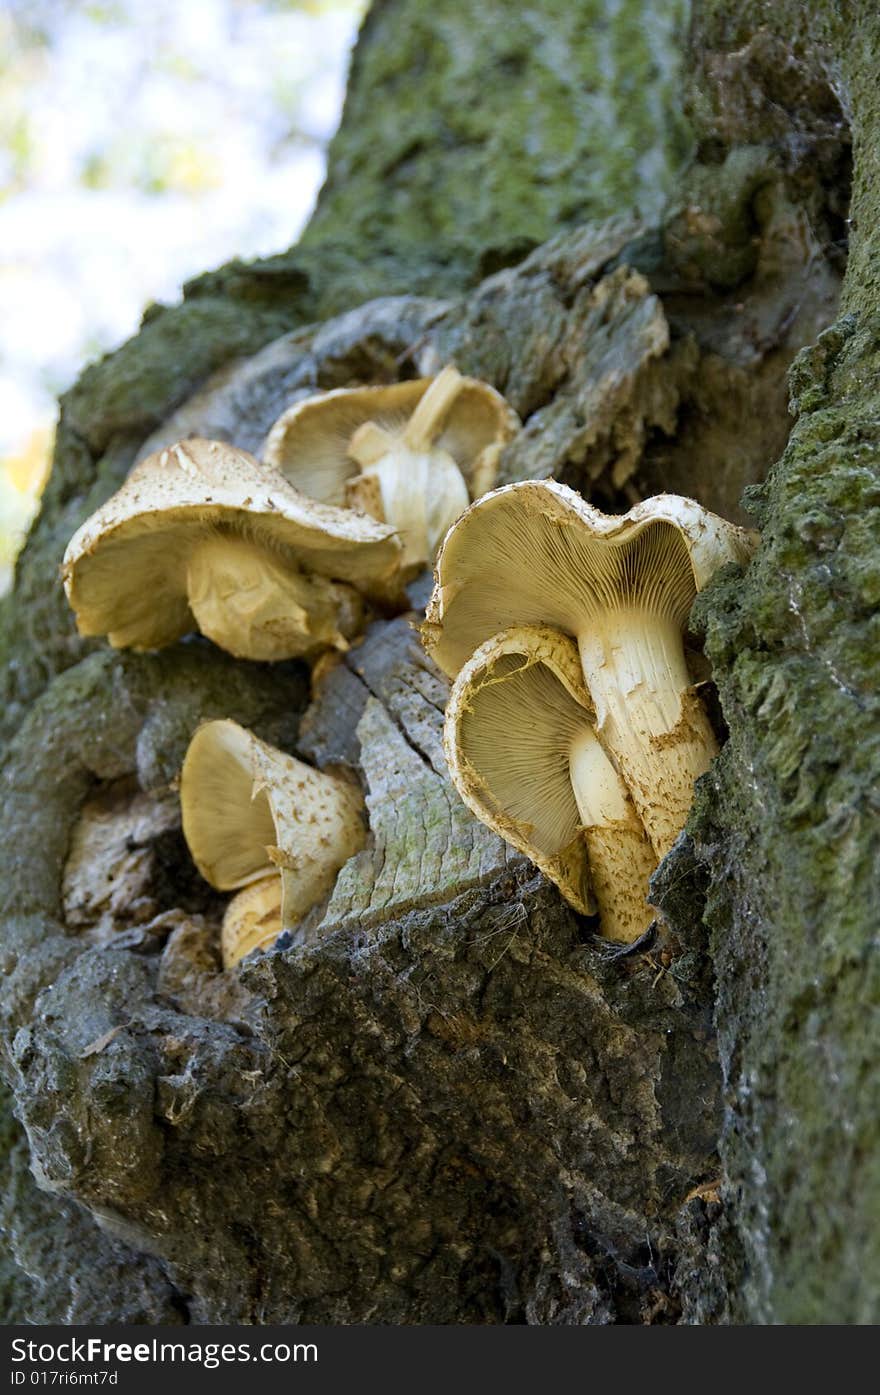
0, 425, 52, 584
0, 0, 364, 593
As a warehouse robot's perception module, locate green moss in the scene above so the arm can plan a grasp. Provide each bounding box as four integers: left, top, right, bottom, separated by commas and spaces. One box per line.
304, 0, 692, 283
65, 297, 303, 456
691, 308, 880, 1323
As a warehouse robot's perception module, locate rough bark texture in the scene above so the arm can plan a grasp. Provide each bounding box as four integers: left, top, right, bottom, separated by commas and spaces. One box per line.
0, 0, 875, 1325
683, 1, 880, 1325
302, 0, 692, 284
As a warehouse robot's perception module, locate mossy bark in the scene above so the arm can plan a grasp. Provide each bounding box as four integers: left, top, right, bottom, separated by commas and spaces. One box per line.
683, 0, 880, 1324
0, 0, 876, 1324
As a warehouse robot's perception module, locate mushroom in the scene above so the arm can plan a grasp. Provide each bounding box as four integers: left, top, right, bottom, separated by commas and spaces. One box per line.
218, 875, 283, 970
445, 626, 657, 942
424, 481, 757, 858
180, 718, 365, 968
263, 366, 520, 575
63, 438, 403, 661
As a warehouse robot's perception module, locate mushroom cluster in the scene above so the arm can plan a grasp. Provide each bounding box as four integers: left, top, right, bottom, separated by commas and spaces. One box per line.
58, 356, 754, 957
264, 365, 520, 577
424, 480, 757, 939
60, 366, 518, 970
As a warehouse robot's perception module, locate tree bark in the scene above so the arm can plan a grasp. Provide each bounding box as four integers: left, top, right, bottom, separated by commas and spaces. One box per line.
0, 0, 875, 1324
684, 0, 879, 1325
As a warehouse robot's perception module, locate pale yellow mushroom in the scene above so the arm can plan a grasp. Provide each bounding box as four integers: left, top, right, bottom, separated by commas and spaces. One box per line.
63, 438, 402, 662
424, 482, 758, 858
219, 876, 283, 969
180, 719, 365, 968
264, 367, 520, 575
445, 626, 657, 942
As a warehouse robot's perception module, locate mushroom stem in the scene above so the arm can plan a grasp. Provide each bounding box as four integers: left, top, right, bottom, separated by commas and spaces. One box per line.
401, 365, 465, 450
568, 728, 658, 943
576, 610, 718, 858
443, 625, 657, 943
347, 414, 470, 575
186, 533, 362, 661
347, 422, 397, 468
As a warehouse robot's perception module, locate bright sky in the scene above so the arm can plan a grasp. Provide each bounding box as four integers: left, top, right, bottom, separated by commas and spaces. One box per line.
0, 0, 365, 592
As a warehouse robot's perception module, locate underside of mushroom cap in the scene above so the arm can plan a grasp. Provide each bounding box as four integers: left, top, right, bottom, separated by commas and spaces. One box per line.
221, 875, 283, 969
180, 718, 366, 938
63, 438, 403, 650
444, 626, 598, 915
424, 480, 758, 678
263, 375, 520, 507
181, 719, 284, 891
445, 625, 658, 938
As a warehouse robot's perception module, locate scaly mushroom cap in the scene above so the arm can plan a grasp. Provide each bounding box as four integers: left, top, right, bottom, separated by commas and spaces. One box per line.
180, 718, 365, 963
444, 626, 657, 941
264, 372, 519, 507
221, 875, 283, 970
424, 481, 757, 678
63, 438, 402, 656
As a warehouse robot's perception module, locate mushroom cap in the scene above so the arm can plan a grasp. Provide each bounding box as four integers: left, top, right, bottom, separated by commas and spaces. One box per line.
180, 718, 365, 932
181, 719, 280, 892
444, 626, 598, 915
424, 480, 758, 678
263, 375, 520, 507
221, 875, 283, 969
63, 438, 402, 650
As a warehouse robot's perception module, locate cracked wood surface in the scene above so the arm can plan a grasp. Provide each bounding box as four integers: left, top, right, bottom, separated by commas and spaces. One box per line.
298, 615, 521, 935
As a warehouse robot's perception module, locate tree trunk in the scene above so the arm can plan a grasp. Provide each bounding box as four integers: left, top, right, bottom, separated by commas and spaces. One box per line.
0, 0, 875, 1324
684, 0, 879, 1325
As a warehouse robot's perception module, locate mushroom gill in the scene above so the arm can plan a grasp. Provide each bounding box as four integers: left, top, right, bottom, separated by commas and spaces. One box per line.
445, 626, 657, 942
264, 367, 520, 576
426, 481, 757, 857
181, 719, 365, 968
